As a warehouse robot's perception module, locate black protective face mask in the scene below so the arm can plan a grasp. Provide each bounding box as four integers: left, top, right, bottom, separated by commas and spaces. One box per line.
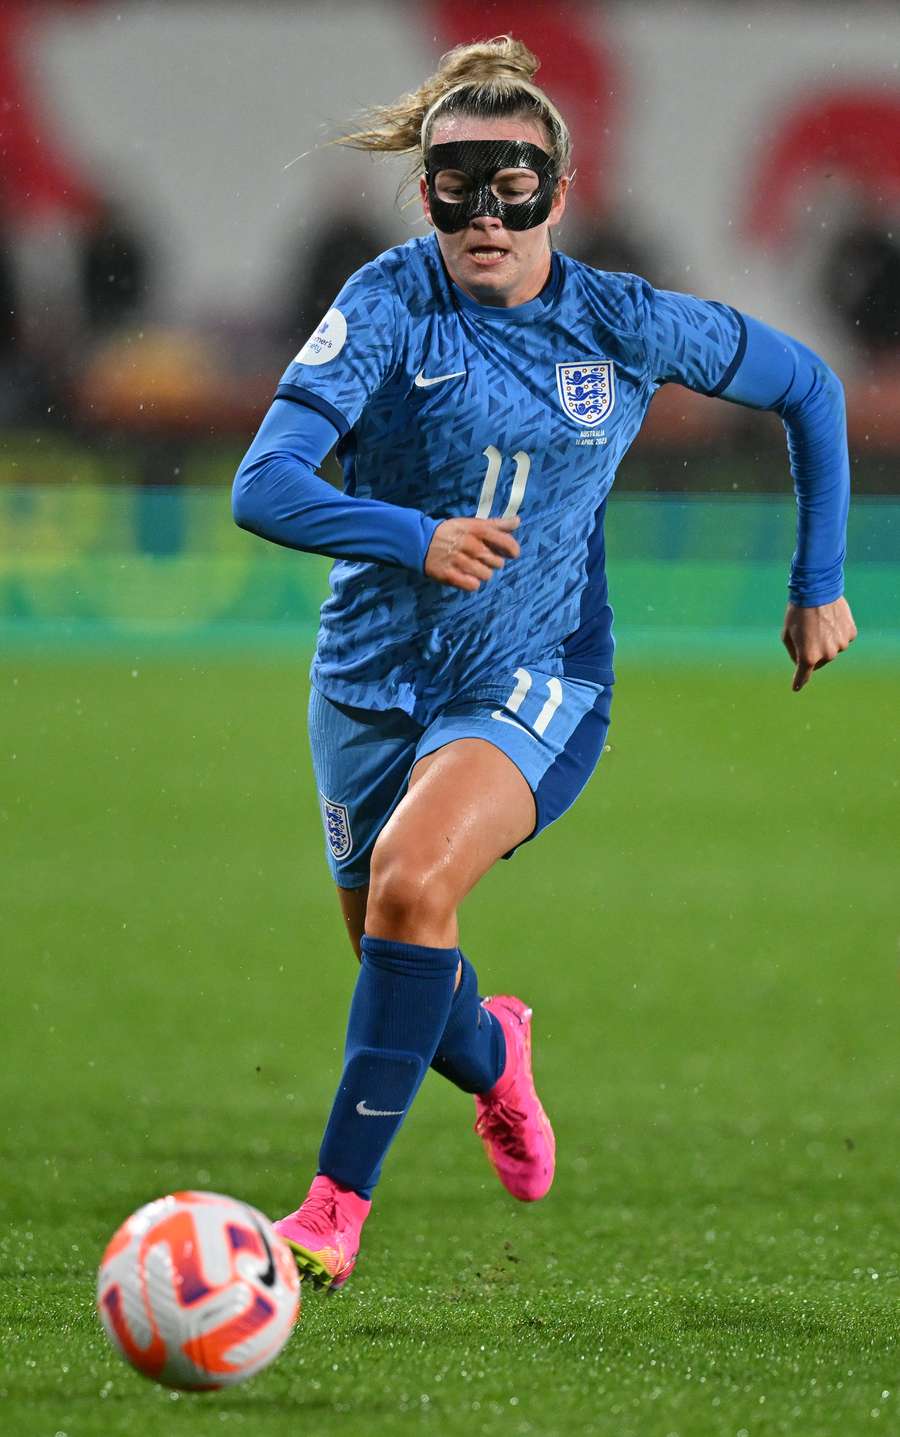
424, 139, 558, 234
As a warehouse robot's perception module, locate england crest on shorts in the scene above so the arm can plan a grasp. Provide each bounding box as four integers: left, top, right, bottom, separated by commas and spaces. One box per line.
556, 360, 615, 428
320, 794, 353, 860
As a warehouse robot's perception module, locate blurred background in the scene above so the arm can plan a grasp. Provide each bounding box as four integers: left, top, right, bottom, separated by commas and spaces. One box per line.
0, 0, 897, 645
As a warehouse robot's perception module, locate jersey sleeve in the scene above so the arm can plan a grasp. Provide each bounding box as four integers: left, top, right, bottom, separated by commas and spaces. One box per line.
233, 397, 439, 573
721, 316, 849, 607
639, 278, 849, 607
639, 281, 745, 396
275, 262, 402, 434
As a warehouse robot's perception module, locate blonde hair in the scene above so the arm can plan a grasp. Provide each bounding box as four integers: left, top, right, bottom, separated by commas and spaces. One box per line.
336, 35, 572, 191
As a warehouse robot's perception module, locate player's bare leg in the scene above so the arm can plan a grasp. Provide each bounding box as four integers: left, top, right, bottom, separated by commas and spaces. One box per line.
364, 737, 535, 946
337, 738, 535, 951
338, 733, 533, 963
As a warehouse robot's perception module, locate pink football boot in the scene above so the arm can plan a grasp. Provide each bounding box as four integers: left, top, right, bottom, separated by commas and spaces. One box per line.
474, 996, 556, 1201
273, 1175, 371, 1291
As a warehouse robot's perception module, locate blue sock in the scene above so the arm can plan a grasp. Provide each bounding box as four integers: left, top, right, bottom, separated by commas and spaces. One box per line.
317, 935, 458, 1198
431, 954, 506, 1095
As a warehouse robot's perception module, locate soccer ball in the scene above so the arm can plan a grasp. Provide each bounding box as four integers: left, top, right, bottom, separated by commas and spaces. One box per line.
96, 1190, 300, 1390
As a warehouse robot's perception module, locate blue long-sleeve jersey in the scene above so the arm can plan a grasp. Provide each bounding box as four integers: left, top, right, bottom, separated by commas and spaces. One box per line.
234, 235, 849, 720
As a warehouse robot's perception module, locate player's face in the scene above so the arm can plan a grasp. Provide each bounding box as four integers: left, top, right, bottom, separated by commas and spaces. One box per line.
419, 115, 569, 309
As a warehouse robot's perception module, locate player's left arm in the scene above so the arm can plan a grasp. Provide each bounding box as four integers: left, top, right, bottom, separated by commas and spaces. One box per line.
719, 315, 856, 690
642, 288, 856, 690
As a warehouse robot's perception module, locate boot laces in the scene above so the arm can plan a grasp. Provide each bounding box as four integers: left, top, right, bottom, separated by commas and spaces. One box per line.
298, 1186, 340, 1238
476, 1096, 531, 1161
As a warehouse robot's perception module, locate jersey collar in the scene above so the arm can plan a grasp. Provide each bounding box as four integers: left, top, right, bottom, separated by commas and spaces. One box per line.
432, 237, 563, 324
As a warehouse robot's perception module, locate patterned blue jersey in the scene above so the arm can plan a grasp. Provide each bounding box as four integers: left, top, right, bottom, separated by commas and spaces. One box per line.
276, 234, 743, 721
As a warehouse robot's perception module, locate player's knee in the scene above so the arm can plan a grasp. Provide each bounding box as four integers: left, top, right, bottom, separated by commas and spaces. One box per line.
367, 839, 454, 932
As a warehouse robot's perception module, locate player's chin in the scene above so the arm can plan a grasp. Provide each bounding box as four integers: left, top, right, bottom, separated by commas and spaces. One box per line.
460, 254, 517, 294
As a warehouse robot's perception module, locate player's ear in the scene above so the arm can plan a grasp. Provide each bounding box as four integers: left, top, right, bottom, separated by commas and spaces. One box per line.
419, 174, 433, 227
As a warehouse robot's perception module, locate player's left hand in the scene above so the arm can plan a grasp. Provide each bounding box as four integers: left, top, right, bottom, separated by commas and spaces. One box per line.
781, 597, 857, 691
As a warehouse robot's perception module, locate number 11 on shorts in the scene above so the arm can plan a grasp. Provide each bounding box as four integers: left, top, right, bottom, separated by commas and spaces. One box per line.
492, 667, 563, 739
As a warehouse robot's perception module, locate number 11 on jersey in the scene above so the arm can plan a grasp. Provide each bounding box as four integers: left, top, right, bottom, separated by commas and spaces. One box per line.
475, 446, 531, 520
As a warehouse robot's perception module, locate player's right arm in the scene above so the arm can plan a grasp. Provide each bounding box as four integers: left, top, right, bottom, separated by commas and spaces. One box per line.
233, 400, 518, 589
233, 265, 518, 590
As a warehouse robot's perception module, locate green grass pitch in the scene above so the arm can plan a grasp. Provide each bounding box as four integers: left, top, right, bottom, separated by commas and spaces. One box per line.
2, 649, 897, 1437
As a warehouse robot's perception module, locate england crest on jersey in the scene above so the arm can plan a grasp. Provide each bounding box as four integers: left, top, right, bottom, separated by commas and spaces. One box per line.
556, 360, 615, 428
320, 794, 353, 860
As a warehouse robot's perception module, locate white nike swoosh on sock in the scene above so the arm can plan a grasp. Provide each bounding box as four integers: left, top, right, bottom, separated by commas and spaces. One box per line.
356, 1099, 406, 1117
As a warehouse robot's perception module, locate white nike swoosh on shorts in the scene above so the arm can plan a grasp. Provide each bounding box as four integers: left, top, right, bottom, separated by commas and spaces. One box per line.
491, 710, 538, 740
355, 1099, 406, 1117
413, 368, 467, 388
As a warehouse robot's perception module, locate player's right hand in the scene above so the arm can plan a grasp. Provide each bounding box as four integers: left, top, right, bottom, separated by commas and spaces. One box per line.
424, 516, 521, 592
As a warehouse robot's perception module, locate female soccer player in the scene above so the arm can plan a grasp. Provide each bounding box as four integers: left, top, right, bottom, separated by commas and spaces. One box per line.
233, 37, 856, 1290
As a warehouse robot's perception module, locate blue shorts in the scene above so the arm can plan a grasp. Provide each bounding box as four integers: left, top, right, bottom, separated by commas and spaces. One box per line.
307, 666, 613, 889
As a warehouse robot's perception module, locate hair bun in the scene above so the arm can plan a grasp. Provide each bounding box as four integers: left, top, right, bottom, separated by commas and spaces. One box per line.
436, 35, 541, 88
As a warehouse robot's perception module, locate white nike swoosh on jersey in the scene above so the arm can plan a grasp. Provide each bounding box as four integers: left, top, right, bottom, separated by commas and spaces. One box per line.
491, 709, 538, 740
356, 1099, 405, 1117
413, 368, 467, 388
